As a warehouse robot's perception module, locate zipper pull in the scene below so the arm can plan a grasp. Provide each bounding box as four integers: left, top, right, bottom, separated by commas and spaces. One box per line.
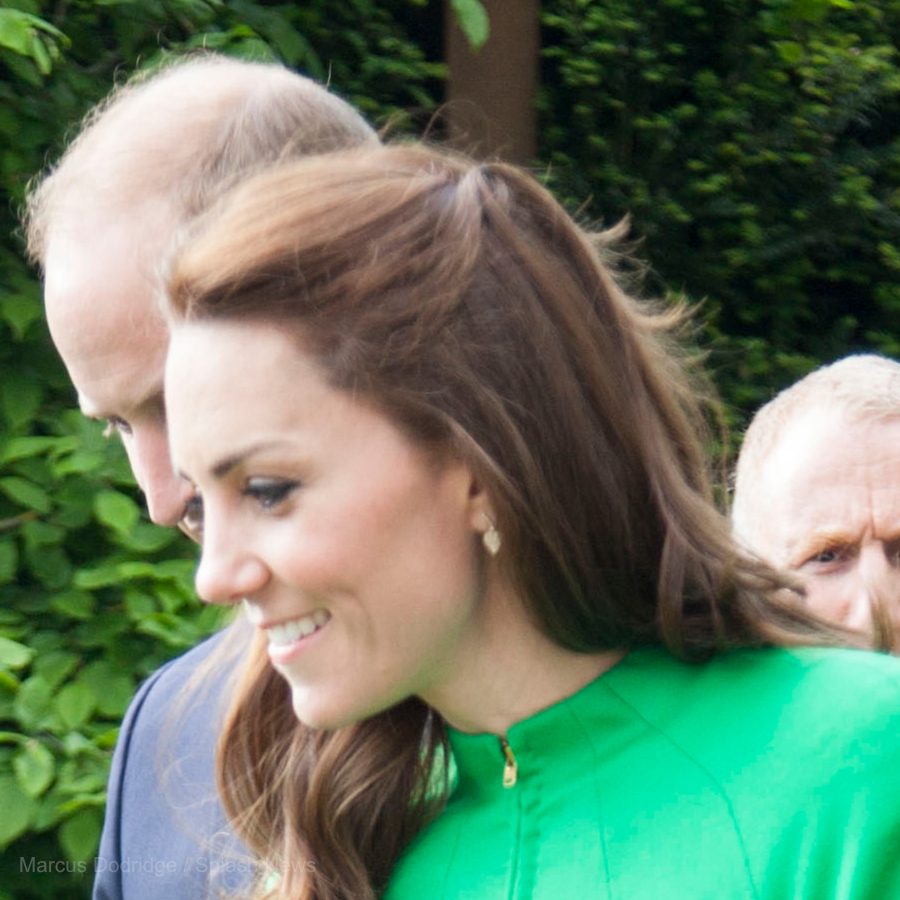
499, 736, 518, 788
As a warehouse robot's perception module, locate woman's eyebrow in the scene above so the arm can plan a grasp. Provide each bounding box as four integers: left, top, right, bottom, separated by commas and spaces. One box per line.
210, 440, 293, 479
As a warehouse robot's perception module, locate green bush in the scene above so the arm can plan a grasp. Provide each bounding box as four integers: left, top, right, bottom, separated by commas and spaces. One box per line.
540, 0, 900, 432
0, 3, 441, 898
5, 1, 900, 896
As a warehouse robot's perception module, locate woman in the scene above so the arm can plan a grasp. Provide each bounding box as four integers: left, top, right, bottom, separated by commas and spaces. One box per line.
162, 145, 900, 900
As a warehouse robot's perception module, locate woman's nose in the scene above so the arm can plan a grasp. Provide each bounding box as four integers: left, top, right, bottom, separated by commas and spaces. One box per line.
193, 519, 269, 605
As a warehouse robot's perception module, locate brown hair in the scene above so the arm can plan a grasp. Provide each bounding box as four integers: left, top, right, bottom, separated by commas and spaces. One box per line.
23, 53, 379, 267
165, 144, 846, 900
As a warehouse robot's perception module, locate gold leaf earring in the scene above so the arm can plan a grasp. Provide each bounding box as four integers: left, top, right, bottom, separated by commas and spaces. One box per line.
482, 517, 501, 557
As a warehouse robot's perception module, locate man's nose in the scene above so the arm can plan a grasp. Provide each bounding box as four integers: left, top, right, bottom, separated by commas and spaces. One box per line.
123, 424, 194, 527
850, 545, 900, 634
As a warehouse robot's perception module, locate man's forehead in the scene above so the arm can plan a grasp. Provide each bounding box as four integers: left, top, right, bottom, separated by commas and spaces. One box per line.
44, 246, 169, 416
767, 408, 900, 476
766, 410, 900, 536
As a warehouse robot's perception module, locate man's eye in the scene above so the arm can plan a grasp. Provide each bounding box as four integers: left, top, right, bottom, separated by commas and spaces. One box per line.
805, 546, 852, 567
243, 478, 298, 510
812, 550, 840, 563
179, 494, 204, 541
102, 416, 132, 438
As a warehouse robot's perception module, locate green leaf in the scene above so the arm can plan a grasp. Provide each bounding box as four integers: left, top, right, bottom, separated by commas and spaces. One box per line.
0, 775, 34, 847
33, 650, 79, 689
52, 449, 105, 476
55, 681, 96, 730
119, 521, 179, 552
0, 9, 31, 56
25, 543, 72, 589
0, 636, 35, 669
94, 489, 141, 538
74, 661, 133, 722
774, 41, 804, 65
13, 738, 55, 797
0, 540, 16, 583
0, 435, 60, 463
72, 614, 128, 648
29, 30, 51, 74
51, 589, 96, 620
451, 0, 490, 51
0, 476, 51, 513
73, 564, 128, 589
21, 520, 65, 548
55, 791, 106, 816
0, 288, 42, 340
56, 756, 107, 793
13, 674, 52, 730
116, 560, 162, 580
95, 675, 134, 718
95, 727, 119, 750
124, 589, 156, 620
58, 807, 101, 863
136, 613, 201, 648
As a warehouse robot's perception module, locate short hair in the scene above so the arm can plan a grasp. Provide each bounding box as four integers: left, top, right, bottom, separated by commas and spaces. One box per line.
732, 353, 900, 544
23, 53, 379, 267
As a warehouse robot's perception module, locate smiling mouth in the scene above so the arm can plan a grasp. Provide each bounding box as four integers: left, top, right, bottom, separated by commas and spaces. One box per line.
266, 610, 331, 647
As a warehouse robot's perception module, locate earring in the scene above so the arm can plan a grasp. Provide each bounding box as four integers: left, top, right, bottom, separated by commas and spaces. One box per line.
482, 517, 501, 557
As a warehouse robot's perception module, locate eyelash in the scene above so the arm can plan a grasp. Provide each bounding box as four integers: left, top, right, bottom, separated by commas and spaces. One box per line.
102, 416, 132, 438
243, 478, 299, 510
805, 546, 853, 568
180, 494, 205, 540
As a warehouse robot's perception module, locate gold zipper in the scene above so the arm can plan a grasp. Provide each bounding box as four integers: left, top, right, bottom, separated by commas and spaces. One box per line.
499, 736, 518, 788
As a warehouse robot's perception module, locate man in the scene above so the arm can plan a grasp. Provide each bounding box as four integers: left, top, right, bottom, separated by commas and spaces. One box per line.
24, 54, 378, 899
732, 354, 900, 649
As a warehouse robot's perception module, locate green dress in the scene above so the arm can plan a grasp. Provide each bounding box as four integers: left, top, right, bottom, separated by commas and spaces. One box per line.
384, 646, 900, 899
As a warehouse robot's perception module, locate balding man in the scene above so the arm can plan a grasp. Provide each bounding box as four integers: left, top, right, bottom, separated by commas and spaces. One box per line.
24, 55, 378, 900
732, 354, 900, 650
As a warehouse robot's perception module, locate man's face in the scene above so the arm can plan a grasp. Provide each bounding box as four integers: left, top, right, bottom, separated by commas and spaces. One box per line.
751, 409, 900, 638
43, 210, 194, 527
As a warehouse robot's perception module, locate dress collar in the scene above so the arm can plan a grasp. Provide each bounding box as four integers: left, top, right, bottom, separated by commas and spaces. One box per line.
445, 648, 657, 796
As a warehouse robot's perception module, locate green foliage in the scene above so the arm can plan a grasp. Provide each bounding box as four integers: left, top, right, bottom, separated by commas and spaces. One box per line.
451, 0, 490, 50
0, 2, 441, 898
540, 0, 900, 435
5, 2, 900, 898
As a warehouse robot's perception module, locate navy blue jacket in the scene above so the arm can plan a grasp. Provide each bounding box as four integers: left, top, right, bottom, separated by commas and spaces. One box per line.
93, 631, 251, 899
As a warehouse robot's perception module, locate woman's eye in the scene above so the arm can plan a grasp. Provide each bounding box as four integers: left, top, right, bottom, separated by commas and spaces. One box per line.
179, 494, 204, 541
243, 478, 298, 510
102, 416, 132, 438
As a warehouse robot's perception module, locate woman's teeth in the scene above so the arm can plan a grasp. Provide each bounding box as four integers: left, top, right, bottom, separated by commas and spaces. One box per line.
266, 610, 330, 646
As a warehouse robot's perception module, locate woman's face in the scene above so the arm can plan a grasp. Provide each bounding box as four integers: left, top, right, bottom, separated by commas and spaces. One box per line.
166, 319, 492, 729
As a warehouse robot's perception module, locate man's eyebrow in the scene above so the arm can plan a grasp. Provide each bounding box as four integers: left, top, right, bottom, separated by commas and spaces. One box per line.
77, 387, 165, 421
789, 529, 858, 566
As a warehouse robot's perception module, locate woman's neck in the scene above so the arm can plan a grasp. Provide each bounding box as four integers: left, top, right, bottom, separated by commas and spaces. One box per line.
420, 580, 626, 736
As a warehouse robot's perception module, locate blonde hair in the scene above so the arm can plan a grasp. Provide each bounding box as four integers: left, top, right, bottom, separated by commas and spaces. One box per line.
24, 53, 379, 266
732, 353, 900, 652
165, 144, 847, 900
733, 353, 900, 542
